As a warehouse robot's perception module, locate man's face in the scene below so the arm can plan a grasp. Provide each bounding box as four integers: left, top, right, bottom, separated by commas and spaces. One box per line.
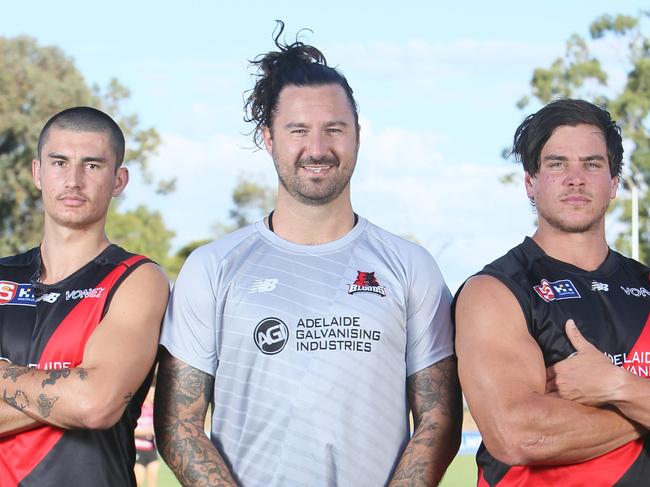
32, 127, 128, 229
262, 84, 359, 206
525, 123, 618, 234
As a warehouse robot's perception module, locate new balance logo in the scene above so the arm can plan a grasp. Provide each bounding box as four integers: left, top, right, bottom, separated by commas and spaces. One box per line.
36, 292, 61, 303
248, 278, 278, 293
591, 281, 609, 292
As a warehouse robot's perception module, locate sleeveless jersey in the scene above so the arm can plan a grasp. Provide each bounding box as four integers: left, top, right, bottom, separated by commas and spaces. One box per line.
0, 245, 151, 487
472, 237, 650, 487
161, 217, 454, 487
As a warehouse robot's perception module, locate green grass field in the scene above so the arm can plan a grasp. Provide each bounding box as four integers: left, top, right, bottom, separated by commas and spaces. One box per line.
151, 454, 477, 486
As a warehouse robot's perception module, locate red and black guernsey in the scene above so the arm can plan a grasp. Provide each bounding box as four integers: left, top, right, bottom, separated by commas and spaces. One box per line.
456, 237, 650, 486
0, 245, 152, 487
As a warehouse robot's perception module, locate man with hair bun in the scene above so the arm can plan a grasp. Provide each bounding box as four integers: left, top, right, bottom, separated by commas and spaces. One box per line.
0, 106, 169, 486
455, 99, 650, 486
155, 22, 461, 487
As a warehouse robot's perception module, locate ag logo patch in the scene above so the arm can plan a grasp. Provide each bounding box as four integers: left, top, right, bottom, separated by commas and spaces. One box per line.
254, 317, 289, 355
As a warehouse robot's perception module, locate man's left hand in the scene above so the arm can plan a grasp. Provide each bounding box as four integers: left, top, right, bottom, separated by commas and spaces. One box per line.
546, 319, 623, 406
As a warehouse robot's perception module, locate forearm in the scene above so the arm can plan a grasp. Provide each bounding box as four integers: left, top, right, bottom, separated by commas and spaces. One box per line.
0, 400, 43, 436
610, 371, 650, 430
155, 349, 238, 487
389, 357, 462, 486
388, 415, 461, 486
480, 392, 645, 465
0, 363, 117, 429
156, 413, 237, 487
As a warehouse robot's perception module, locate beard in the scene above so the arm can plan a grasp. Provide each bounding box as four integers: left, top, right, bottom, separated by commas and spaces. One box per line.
275, 154, 354, 206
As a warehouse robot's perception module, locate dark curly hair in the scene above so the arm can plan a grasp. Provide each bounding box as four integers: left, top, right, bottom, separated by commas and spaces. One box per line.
512, 98, 623, 178
244, 20, 359, 149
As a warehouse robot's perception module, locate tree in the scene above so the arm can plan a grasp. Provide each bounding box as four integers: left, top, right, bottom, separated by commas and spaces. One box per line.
0, 36, 168, 255
167, 175, 276, 277
516, 12, 650, 261
106, 203, 175, 269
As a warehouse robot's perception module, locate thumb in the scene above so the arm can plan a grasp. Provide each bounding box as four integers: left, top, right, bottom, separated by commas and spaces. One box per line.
565, 319, 593, 352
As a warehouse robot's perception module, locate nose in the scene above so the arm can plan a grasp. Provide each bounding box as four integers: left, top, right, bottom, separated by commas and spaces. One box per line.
564, 165, 585, 188
306, 132, 327, 160
64, 163, 83, 189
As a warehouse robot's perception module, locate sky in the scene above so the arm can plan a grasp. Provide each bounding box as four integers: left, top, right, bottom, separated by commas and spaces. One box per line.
2, 1, 646, 290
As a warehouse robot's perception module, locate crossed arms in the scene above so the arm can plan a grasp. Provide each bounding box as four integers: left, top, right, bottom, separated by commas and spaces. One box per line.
455, 275, 647, 465
0, 263, 168, 434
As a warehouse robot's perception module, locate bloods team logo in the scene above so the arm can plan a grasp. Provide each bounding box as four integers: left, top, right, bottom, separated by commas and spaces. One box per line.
0, 281, 35, 306
534, 279, 581, 302
347, 271, 387, 297
254, 317, 289, 355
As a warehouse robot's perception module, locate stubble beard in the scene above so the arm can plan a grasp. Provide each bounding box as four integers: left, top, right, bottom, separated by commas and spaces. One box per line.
275, 155, 353, 206
537, 201, 609, 234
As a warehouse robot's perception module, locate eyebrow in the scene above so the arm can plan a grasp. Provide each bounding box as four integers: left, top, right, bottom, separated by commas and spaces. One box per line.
283, 120, 351, 129
47, 152, 108, 163
543, 154, 607, 162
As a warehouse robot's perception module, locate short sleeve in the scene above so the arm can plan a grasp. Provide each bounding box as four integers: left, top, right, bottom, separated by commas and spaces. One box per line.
405, 249, 454, 376
159, 246, 218, 376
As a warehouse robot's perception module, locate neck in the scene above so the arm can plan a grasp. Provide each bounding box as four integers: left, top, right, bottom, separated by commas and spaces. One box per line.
39, 221, 111, 284
270, 191, 355, 245
532, 222, 609, 271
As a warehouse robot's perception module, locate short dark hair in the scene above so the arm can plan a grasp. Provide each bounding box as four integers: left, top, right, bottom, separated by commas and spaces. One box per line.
37, 106, 126, 166
512, 98, 623, 178
244, 20, 359, 149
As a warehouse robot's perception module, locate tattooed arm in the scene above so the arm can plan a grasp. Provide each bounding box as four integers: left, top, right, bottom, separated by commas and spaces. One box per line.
0, 397, 41, 436
388, 356, 463, 487
0, 263, 168, 429
154, 348, 238, 487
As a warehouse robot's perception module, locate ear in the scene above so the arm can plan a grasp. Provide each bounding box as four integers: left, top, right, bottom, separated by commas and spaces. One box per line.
32, 159, 42, 191
112, 166, 129, 197
524, 172, 535, 200
610, 175, 619, 200
262, 126, 273, 155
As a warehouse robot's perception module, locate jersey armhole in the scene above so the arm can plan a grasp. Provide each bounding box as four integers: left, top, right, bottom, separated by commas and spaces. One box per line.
101, 257, 152, 319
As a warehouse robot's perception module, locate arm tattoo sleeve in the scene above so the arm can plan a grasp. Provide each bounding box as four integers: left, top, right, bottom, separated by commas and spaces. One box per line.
154, 349, 238, 487
389, 356, 463, 486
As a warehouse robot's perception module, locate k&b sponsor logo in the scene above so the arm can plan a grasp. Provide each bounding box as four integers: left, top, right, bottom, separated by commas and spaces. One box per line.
0, 281, 35, 306
254, 317, 289, 355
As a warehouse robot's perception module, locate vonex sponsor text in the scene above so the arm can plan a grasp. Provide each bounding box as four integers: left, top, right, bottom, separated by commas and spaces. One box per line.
620, 286, 650, 298
66, 287, 105, 300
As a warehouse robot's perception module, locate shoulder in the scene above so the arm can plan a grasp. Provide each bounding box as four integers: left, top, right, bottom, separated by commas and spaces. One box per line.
611, 249, 650, 277
0, 248, 39, 268
362, 220, 440, 270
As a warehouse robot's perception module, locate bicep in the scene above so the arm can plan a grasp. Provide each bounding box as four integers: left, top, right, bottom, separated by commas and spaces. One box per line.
81, 263, 169, 398
455, 276, 547, 439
